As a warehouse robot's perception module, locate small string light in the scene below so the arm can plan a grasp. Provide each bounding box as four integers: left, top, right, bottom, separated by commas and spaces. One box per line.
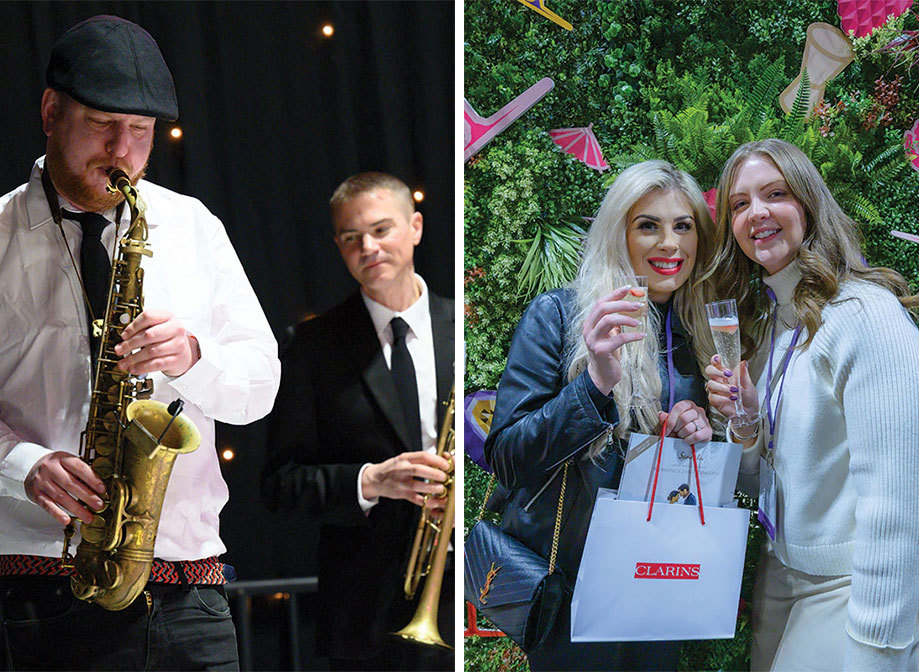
170, 127, 183, 139
413, 190, 424, 203
221, 448, 235, 461
321, 24, 334, 37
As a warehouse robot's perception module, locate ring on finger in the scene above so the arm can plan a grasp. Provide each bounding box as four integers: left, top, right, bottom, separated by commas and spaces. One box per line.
690, 420, 698, 433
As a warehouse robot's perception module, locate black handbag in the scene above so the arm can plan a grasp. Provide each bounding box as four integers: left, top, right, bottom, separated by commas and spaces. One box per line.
463, 462, 570, 652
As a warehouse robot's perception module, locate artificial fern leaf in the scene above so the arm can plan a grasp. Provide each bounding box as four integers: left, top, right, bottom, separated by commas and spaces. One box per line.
748, 56, 785, 134
781, 67, 810, 141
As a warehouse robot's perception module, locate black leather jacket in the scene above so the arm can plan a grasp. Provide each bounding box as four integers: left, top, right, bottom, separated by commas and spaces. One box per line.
484, 288, 706, 585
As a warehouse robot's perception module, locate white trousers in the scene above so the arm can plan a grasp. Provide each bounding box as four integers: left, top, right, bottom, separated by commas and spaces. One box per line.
751, 550, 919, 671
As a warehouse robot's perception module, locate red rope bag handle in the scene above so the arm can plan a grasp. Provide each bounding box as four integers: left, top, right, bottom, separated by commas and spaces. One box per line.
646, 413, 705, 525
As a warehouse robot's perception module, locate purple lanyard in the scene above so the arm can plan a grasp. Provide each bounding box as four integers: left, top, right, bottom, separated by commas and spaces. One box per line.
665, 304, 675, 413
764, 287, 802, 454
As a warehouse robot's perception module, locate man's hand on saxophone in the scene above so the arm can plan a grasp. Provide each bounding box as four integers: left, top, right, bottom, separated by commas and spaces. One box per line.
24, 451, 106, 525
114, 308, 202, 377
360, 450, 451, 509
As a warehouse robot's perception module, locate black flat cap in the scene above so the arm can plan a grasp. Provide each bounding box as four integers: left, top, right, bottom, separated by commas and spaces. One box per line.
46, 15, 178, 121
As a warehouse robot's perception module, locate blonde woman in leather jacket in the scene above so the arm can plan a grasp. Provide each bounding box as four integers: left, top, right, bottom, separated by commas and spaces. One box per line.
485, 161, 720, 671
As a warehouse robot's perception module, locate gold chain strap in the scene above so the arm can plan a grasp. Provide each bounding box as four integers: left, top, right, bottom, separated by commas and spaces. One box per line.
475, 459, 571, 574
548, 461, 569, 575
477, 473, 497, 521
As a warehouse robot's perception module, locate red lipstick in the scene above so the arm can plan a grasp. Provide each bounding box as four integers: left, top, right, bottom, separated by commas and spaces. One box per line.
647, 257, 684, 276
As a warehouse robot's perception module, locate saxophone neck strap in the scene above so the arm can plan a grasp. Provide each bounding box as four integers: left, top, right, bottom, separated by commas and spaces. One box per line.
40, 164, 126, 233
40, 165, 125, 328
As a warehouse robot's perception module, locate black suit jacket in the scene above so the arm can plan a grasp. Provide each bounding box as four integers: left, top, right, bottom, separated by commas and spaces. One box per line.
262, 290, 454, 660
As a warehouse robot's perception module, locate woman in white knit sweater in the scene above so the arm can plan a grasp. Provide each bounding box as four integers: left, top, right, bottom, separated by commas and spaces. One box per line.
703, 138, 919, 671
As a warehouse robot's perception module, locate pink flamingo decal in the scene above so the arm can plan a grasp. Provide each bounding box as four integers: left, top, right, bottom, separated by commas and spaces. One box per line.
464, 78, 554, 162
906, 119, 919, 172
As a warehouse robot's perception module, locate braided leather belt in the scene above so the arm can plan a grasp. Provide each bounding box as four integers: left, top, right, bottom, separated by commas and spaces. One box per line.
0, 554, 226, 585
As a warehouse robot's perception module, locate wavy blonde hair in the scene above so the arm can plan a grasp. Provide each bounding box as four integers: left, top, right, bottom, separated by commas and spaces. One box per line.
566, 161, 718, 458
705, 139, 919, 357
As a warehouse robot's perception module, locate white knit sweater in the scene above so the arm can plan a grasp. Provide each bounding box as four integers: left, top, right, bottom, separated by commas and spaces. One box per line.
739, 261, 919, 670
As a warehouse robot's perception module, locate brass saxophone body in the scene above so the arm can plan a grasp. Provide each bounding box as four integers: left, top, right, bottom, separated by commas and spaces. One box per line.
66, 169, 200, 611
392, 385, 455, 649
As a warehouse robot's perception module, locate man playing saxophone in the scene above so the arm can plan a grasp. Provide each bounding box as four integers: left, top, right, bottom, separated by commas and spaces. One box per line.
261, 172, 454, 671
0, 16, 280, 670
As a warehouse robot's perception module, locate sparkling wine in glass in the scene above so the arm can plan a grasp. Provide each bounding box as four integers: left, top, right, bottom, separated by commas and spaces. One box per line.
705, 299, 750, 424
618, 276, 652, 406
620, 276, 648, 332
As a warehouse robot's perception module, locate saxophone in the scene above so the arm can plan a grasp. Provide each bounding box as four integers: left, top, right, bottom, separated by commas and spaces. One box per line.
63, 169, 201, 611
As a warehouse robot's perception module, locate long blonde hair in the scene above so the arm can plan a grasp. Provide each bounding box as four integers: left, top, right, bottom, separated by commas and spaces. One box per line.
706, 139, 918, 357
566, 161, 718, 457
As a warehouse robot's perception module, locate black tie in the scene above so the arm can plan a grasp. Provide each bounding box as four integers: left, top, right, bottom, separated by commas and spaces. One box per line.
63, 210, 111, 331
390, 317, 422, 453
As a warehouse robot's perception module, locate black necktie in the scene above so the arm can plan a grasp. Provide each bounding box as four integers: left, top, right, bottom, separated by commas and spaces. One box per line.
63, 210, 111, 331
390, 317, 422, 453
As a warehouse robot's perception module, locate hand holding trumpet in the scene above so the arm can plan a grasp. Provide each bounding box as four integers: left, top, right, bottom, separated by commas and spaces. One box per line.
361, 450, 452, 509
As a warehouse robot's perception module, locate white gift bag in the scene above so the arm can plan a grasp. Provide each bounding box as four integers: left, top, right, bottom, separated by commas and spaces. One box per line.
570, 488, 749, 642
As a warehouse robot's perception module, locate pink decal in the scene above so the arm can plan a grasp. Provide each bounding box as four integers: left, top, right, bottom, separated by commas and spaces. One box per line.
516, 0, 573, 31
703, 188, 718, 222
838, 0, 912, 37
891, 230, 919, 244
464, 78, 555, 162
548, 123, 609, 172
906, 119, 919, 171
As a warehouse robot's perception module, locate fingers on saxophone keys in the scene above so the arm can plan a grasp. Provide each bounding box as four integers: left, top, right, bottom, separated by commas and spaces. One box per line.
35, 496, 73, 526
38, 484, 93, 525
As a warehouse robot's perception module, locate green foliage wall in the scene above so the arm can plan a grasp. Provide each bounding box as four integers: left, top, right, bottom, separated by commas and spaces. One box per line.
464, 2, 919, 670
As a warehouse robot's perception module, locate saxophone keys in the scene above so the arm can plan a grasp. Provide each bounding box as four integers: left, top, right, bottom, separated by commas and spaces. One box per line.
80, 517, 107, 544
102, 559, 123, 590
102, 411, 121, 433
92, 456, 114, 478
93, 437, 115, 458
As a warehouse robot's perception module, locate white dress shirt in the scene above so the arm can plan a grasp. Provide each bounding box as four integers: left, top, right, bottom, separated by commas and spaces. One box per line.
356, 275, 437, 511
0, 157, 281, 560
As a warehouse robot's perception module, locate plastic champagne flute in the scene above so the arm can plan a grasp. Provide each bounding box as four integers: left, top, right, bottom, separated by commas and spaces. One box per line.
620, 276, 648, 332
705, 299, 751, 424
619, 277, 651, 405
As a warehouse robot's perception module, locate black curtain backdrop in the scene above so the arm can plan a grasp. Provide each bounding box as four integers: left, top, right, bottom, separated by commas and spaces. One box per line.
0, 1, 454, 583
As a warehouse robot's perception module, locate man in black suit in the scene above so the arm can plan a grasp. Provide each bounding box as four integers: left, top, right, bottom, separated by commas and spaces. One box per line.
261, 172, 454, 671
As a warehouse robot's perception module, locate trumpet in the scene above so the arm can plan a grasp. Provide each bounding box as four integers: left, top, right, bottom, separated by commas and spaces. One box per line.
392, 385, 455, 650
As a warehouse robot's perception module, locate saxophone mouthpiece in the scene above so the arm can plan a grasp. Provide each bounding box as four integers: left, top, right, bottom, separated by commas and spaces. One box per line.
106, 169, 131, 195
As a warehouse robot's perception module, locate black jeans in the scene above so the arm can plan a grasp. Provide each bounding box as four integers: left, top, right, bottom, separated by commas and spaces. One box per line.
0, 576, 238, 671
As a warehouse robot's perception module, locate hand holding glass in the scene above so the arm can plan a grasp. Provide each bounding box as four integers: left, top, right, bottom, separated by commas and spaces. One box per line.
705, 299, 754, 426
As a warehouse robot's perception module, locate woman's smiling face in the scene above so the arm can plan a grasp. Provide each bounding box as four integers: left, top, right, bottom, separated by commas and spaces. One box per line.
626, 188, 698, 303
728, 155, 807, 275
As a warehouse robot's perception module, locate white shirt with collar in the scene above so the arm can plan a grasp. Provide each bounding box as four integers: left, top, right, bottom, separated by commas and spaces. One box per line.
0, 156, 281, 561
356, 274, 437, 511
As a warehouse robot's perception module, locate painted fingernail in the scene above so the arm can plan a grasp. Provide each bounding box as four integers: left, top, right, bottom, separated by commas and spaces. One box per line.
713, 355, 720, 363
730, 386, 738, 393
730, 395, 738, 401
723, 370, 733, 378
